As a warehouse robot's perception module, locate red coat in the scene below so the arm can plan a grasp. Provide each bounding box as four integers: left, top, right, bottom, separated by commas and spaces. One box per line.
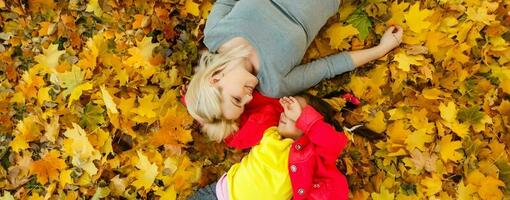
224, 91, 349, 200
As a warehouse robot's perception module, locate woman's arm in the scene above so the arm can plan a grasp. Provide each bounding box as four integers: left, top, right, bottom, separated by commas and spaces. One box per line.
204, 0, 239, 33
261, 26, 404, 98
348, 26, 404, 67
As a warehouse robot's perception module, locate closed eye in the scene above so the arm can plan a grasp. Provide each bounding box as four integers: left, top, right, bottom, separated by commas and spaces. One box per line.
231, 96, 242, 108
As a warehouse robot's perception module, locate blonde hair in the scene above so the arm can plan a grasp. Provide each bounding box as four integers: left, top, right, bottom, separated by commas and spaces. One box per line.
185, 45, 251, 142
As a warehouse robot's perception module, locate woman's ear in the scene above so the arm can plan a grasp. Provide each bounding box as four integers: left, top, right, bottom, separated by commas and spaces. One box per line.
208, 67, 224, 85
209, 75, 220, 85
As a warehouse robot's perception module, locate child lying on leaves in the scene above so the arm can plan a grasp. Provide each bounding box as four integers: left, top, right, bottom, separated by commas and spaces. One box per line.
188, 94, 384, 200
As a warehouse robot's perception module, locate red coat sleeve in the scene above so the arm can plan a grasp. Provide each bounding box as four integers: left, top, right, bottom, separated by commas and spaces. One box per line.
224, 105, 281, 150
295, 106, 348, 164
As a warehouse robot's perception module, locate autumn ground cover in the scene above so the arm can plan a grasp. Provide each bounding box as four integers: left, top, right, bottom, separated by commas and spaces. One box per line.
0, 0, 509, 199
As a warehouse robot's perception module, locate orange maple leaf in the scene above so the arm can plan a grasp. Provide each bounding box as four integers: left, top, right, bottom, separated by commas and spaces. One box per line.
29, 150, 66, 184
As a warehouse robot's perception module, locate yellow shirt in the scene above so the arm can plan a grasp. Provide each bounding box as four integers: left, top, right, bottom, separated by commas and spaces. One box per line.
227, 127, 293, 200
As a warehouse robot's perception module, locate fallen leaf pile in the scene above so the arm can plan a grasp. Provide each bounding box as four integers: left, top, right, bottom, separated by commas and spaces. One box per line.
0, 0, 509, 199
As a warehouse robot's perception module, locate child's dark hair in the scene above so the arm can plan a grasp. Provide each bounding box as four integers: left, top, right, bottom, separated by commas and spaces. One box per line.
300, 93, 343, 130
300, 93, 385, 141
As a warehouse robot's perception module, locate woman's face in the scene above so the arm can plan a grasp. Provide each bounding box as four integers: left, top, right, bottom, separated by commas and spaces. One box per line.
211, 58, 258, 120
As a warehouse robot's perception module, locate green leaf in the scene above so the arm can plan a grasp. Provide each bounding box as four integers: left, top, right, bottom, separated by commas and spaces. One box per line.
346, 7, 372, 40
80, 103, 106, 129
496, 161, 510, 191
457, 106, 484, 124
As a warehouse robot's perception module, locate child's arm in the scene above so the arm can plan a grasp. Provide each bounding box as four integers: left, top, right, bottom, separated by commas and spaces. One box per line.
295, 106, 349, 164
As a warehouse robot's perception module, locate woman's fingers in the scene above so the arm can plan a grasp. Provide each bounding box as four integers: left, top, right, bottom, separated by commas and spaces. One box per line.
386, 26, 396, 33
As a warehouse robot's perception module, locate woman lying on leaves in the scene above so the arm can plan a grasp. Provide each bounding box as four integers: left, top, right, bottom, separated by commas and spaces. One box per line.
187, 95, 385, 200
184, 0, 403, 140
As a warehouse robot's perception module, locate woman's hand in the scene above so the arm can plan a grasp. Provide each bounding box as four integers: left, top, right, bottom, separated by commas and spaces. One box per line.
279, 96, 302, 121
378, 25, 403, 52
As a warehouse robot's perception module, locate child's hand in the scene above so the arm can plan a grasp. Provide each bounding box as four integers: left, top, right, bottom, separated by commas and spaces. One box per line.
279, 96, 302, 121
378, 25, 403, 52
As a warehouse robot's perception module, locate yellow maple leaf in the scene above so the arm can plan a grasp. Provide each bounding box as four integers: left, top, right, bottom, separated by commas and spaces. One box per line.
478, 176, 505, 199
371, 185, 394, 200
456, 180, 476, 200
59, 169, 73, 188
10, 116, 42, 152
447, 120, 470, 138
43, 116, 60, 143
325, 24, 359, 50
119, 97, 136, 116
37, 87, 51, 105
132, 151, 158, 190
500, 78, 510, 94
426, 31, 455, 62
405, 130, 434, 151
387, 1, 410, 26
408, 108, 435, 133
467, 169, 485, 187
366, 111, 387, 133
439, 101, 457, 123
85, 0, 103, 17
29, 150, 66, 184
201, 1, 213, 19
33, 44, 65, 74
439, 134, 463, 162
17, 71, 45, 100
387, 120, 410, 145
445, 43, 471, 64
77, 33, 107, 70
388, 108, 406, 120
125, 37, 160, 79
28, 192, 44, 200
150, 105, 193, 146
63, 123, 101, 175
422, 88, 443, 100
394, 51, 423, 72
421, 174, 442, 196
68, 82, 93, 107
100, 85, 119, 114
404, 2, 432, 33
155, 186, 177, 200
184, 0, 200, 17
131, 94, 159, 123
38, 22, 56, 36
466, 6, 496, 25
497, 100, 510, 116
347, 76, 369, 98
488, 140, 506, 162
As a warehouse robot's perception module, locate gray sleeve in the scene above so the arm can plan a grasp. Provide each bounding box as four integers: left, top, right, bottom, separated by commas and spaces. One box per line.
265, 52, 355, 98
204, 0, 239, 34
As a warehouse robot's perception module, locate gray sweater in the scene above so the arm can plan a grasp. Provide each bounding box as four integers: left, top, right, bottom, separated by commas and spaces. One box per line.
203, 0, 354, 98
